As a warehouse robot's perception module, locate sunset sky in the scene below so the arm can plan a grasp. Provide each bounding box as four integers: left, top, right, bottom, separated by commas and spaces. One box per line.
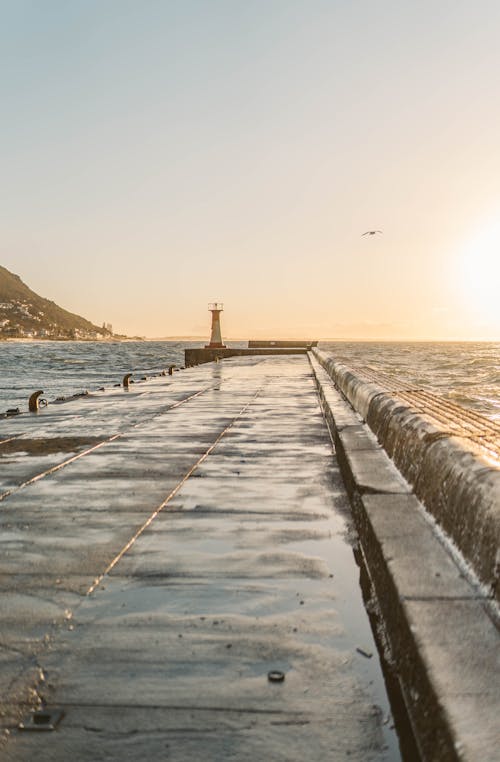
2, 0, 500, 340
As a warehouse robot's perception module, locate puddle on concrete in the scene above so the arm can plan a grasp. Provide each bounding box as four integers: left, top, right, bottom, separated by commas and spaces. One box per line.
354, 547, 421, 762
0, 437, 103, 456
286, 529, 406, 759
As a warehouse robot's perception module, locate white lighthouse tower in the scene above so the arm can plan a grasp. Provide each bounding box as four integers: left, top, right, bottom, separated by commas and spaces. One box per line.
206, 303, 226, 348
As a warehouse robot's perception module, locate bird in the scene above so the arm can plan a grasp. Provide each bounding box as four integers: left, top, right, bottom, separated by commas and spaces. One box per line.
362, 230, 383, 236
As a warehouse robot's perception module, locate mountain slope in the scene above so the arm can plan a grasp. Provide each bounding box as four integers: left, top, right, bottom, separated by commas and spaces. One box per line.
0, 265, 111, 339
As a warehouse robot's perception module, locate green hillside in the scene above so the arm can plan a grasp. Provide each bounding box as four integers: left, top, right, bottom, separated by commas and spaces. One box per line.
0, 265, 111, 339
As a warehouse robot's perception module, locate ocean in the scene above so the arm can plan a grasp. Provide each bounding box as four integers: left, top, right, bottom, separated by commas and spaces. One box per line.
0, 340, 499, 422
320, 340, 500, 422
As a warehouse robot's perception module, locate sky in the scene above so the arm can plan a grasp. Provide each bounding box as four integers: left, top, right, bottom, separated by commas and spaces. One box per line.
2, 0, 500, 340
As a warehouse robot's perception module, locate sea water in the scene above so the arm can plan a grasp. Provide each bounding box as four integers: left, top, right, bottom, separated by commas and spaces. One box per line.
320, 340, 500, 422
0, 340, 499, 421
0, 341, 201, 414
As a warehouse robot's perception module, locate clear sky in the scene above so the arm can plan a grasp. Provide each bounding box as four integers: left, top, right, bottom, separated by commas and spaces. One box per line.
2, 0, 500, 340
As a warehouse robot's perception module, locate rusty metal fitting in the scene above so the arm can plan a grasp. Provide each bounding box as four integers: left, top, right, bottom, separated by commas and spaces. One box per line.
28, 390, 46, 413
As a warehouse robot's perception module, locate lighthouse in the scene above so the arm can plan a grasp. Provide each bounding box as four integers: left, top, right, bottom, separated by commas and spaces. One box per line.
206, 303, 226, 348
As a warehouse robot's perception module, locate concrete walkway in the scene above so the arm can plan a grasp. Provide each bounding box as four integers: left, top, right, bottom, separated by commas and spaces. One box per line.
0, 356, 400, 761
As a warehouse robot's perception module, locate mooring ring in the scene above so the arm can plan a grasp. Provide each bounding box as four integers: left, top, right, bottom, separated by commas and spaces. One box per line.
267, 670, 285, 683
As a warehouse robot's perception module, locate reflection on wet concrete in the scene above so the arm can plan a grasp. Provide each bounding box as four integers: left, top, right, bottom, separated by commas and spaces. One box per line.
354, 548, 421, 761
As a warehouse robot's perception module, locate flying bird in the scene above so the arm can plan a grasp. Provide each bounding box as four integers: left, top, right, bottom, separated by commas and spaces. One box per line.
362, 230, 383, 236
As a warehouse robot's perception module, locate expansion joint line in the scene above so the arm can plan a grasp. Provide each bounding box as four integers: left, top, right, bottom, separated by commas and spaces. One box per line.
0, 384, 222, 503
86, 386, 264, 595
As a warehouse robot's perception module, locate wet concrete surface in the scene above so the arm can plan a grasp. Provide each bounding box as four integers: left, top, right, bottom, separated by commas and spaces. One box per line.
0, 356, 401, 760
311, 352, 500, 761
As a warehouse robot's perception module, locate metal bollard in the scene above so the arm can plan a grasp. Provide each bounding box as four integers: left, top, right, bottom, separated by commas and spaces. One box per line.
28, 390, 45, 413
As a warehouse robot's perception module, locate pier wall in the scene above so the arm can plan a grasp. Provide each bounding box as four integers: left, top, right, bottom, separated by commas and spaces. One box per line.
312, 348, 500, 602
310, 350, 499, 760
247, 340, 318, 348
184, 347, 308, 367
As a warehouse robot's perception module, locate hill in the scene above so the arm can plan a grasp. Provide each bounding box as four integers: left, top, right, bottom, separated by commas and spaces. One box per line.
0, 265, 112, 339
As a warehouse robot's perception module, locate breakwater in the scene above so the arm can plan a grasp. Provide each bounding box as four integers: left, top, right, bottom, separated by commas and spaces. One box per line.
0, 348, 498, 761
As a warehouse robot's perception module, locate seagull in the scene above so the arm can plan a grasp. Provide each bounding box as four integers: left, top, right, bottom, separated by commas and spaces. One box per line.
362, 230, 383, 236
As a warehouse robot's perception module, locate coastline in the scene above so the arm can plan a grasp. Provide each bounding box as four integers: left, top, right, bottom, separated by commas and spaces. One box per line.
1, 336, 139, 343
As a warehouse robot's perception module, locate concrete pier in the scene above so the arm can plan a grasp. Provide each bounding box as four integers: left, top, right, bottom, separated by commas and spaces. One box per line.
0, 352, 498, 761
0, 355, 400, 761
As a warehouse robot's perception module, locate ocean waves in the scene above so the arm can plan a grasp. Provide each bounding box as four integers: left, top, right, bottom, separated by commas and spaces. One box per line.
320, 341, 500, 421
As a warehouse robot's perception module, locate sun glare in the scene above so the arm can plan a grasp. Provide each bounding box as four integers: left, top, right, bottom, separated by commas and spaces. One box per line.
458, 219, 500, 328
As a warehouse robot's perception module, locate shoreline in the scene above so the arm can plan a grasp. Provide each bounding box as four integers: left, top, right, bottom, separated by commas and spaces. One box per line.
2, 337, 499, 345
